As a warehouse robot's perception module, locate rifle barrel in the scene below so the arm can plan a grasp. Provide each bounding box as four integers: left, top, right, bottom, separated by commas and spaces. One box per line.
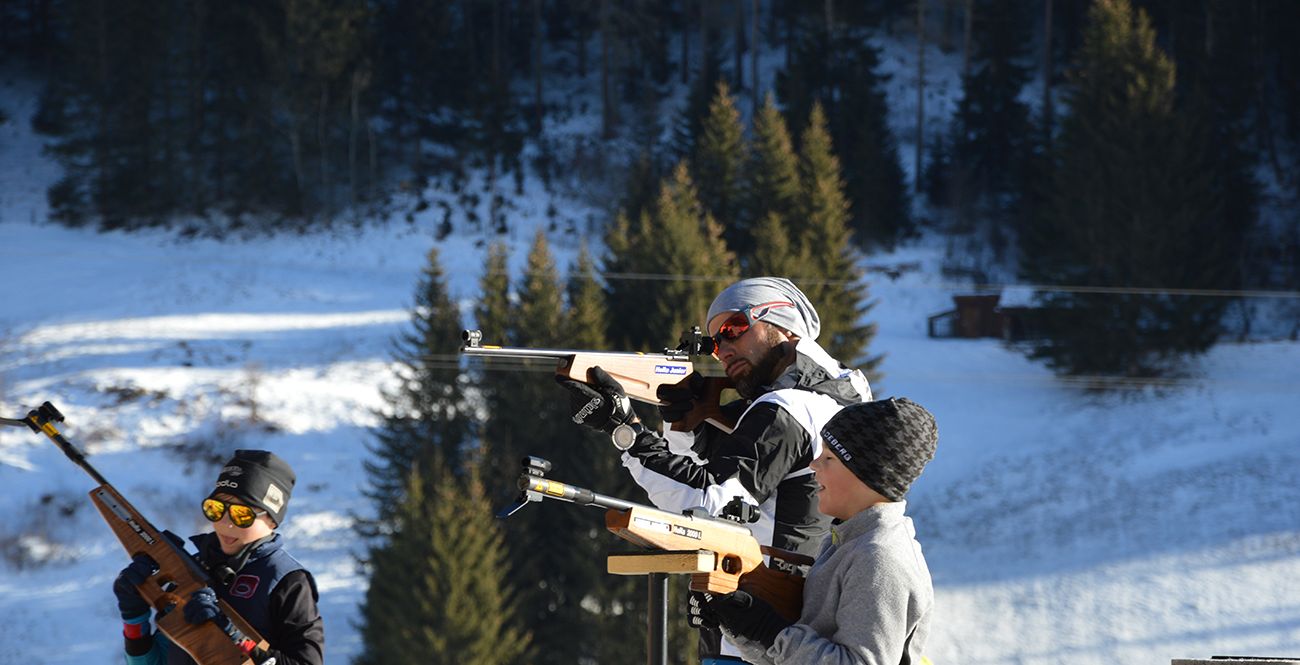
520, 476, 638, 512
461, 346, 685, 361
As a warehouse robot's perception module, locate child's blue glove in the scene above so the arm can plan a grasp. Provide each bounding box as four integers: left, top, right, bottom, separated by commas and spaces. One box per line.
183, 588, 266, 660
707, 590, 793, 648
112, 554, 157, 620
183, 587, 223, 624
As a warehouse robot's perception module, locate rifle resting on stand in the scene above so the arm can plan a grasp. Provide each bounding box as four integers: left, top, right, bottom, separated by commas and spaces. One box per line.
460, 328, 737, 433
1, 402, 272, 665
499, 456, 807, 622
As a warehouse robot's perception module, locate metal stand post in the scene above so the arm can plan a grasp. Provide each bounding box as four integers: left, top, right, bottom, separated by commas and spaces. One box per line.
647, 572, 668, 665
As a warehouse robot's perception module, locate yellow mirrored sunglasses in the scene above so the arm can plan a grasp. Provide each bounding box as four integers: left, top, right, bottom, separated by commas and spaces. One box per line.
201, 497, 265, 528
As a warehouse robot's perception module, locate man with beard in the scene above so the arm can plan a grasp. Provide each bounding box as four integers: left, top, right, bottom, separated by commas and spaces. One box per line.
559, 277, 872, 664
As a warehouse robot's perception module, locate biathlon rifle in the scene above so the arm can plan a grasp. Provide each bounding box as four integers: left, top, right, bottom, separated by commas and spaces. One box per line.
460, 327, 736, 433
0, 402, 273, 665
500, 456, 808, 621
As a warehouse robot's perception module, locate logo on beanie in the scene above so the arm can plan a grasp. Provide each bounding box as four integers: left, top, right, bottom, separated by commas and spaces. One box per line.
263, 483, 286, 514
215, 479, 240, 489
221, 465, 244, 477
822, 429, 853, 461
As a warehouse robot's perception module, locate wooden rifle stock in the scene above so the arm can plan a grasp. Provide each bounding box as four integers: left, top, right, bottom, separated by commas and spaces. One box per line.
3, 403, 269, 665
503, 458, 804, 622
460, 329, 737, 433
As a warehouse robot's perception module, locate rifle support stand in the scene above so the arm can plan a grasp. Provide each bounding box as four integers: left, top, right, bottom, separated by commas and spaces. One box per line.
648, 573, 667, 665
609, 551, 716, 665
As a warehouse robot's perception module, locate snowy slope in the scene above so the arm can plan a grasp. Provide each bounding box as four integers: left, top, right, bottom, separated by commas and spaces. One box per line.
3, 40, 1300, 665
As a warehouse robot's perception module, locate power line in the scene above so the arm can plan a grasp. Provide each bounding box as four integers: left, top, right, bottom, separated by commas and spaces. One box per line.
478, 269, 1300, 299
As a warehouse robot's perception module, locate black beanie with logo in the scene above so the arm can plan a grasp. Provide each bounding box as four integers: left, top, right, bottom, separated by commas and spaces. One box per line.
209, 449, 296, 526
819, 398, 938, 502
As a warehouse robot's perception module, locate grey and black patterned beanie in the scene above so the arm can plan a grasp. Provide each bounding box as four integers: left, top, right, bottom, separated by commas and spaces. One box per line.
820, 398, 938, 501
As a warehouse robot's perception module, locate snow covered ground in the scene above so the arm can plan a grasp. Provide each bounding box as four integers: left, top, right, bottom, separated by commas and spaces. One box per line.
3, 37, 1300, 665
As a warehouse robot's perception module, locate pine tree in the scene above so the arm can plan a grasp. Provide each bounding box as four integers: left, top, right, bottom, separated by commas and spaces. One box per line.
356, 462, 530, 665
1151, 1, 1261, 298
947, 0, 1034, 242
672, 33, 726, 160
751, 211, 810, 279
777, 23, 912, 249
356, 247, 528, 665
473, 242, 517, 495
360, 247, 471, 531
692, 81, 748, 252
515, 231, 566, 348
602, 210, 645, 350
606, 162, 738, 351
747, 94, 802, 237
798, 104, 879, 372
564, 245, 610, 348
559, 245, 648, 664
1018, 0, 1241, 378
479, 232, 625, 665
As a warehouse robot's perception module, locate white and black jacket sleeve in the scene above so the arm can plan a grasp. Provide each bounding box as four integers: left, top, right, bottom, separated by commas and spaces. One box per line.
621, 400, 828, 554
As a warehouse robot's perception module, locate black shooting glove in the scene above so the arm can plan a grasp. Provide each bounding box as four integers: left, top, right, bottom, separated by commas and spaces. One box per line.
557, 366, 635, 434
113, 554, 158, 620
656, 372, 708, 425
707, 590, 793, 649
686, 590, 720, 630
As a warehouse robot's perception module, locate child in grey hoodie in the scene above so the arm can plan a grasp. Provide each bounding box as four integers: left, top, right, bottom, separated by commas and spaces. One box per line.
697, 398, 937, 665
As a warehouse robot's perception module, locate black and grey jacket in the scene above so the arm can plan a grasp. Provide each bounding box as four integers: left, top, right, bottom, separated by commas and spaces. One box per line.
622, 336, 872, 557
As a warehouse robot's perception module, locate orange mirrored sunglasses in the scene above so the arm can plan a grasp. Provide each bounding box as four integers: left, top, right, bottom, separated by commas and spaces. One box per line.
712, 300, 796, 343
201, 498, 265, 528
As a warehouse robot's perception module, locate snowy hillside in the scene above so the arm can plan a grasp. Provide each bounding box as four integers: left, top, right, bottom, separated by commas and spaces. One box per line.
4, 41, 1300, 665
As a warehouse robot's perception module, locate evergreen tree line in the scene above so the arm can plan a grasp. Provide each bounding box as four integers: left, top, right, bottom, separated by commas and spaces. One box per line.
354, 75, 881, 663
920, 0, 1300, 377
3, 0, 924, 236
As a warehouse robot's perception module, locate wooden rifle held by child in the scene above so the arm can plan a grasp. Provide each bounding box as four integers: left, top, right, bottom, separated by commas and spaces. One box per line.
499, 457, 807, 622
0, 402, 271, 665
460, 328, 736, 433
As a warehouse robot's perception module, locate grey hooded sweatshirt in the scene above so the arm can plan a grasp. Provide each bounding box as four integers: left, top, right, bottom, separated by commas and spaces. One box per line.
730, 501, 933, 665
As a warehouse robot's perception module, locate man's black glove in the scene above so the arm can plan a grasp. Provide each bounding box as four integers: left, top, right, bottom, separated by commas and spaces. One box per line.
656, 372, 708, 425
113, 554, 158, 620
557, 366, 635, 434
707, 590, 793, 649
686, 590, 719, 629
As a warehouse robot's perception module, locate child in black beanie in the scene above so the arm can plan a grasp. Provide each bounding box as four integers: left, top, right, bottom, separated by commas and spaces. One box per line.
699, 398, 938, 665
111, 449, 325, 665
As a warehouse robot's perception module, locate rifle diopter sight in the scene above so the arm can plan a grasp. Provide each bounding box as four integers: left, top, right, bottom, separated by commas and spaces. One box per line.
676, 326, 717, 357
720, 496, 760, 524
496, 456, 555, 519
0, 401, 65, 434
